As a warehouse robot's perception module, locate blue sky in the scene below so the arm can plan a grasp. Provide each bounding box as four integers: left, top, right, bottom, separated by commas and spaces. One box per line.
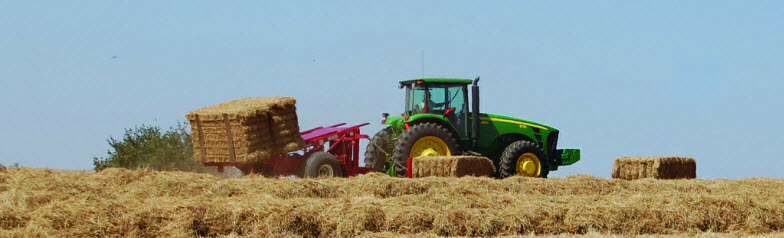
1, 1, 783, 179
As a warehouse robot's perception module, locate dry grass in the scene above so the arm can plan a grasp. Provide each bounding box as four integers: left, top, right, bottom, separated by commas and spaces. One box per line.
1, 168, 782, 237
412, 156, 495, 178
360, 232, 784, 237
612, 157, 697, 180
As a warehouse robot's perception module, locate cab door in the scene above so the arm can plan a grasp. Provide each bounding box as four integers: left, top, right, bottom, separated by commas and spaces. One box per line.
445, 85, 469, 138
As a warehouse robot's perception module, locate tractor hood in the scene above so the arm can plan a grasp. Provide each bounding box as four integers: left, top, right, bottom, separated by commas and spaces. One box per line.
382, 113, 556, 132
482, 113, 558, 131
382, 116, 405, 128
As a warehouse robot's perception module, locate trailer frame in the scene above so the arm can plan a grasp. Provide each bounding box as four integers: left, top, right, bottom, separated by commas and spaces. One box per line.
203, 122, 373, 177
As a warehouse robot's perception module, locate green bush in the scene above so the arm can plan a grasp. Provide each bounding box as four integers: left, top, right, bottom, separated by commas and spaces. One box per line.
93, 122, 205, 172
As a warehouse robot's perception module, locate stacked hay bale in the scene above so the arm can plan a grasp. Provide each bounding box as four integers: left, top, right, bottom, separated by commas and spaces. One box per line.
611, 156, 696, 180
185, 97, 304, 163
266, 98, 303, 153
412, 156, 495, 178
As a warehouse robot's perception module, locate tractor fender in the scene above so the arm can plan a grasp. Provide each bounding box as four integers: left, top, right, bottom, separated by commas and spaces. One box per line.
382, 116, 405, 128
405, 115, 462, 143
490, 132, 561, 171
492, 133, 536, 148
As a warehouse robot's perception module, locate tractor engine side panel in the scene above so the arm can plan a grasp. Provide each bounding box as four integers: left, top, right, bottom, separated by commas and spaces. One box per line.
473, 115, 559, 169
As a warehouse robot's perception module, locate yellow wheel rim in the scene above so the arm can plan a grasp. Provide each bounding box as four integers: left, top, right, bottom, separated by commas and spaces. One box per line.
410, 136, 451, 158
516, 153, 541, 177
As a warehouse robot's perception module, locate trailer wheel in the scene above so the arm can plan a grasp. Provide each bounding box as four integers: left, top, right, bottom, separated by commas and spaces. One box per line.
391, 122, 460, 177
364, 127, 394, 172
498, 140, 549, 178
305, 152, 344, 178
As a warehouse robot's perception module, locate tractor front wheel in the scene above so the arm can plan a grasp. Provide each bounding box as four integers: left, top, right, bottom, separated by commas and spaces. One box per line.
391, 122, 460, 177
364, 127, 394, 173
498, 140, 549, 178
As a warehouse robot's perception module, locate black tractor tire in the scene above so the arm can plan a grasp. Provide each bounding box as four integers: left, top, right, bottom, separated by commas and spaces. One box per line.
391, 122, 460, 177
364, 127, 395, 172
498, 140, 549, 178
304, 152, 344, 178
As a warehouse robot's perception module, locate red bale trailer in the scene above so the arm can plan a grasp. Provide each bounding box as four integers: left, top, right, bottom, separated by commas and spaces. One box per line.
204, 123, 373, 177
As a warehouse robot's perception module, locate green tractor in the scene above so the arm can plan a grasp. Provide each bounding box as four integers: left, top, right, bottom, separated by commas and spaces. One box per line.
365, 77, 580, 178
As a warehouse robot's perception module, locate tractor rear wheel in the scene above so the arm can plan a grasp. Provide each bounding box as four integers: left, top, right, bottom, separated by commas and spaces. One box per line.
498, 140, 549, 178
364, 127, 394, 173
305, 152, 344, 178
391, 122, 460, 177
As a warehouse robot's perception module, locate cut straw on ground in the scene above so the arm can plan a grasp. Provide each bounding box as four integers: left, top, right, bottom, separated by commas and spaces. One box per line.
1, 168, 782, 237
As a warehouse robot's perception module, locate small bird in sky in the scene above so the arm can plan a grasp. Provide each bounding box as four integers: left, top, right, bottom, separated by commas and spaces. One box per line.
112, 56, 118, 59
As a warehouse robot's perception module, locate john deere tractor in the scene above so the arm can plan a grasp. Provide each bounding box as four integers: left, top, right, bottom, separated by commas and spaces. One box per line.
365, 77, 580, 178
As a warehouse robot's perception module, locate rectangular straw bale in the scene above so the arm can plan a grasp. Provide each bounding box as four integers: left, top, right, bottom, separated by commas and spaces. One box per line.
412, 156, 496, 178
271, 112, 298, 123
188, 115, 272, 163
186, 97, 276, 122
612, 156, 696, 180
186, 97, 304, 163
266, 98, 304, 154
192, 150, 273, 163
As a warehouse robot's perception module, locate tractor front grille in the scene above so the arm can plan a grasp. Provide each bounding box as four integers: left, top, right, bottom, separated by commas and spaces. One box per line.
546, 131, 559, 162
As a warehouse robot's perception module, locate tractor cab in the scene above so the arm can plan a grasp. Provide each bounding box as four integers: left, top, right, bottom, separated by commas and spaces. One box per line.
400, 78, 473, 137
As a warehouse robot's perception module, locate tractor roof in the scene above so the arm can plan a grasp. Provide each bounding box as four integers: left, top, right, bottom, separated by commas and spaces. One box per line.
399, 78, 473, 85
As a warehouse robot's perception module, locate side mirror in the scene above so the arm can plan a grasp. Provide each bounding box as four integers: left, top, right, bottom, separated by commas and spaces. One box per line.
382, 113, 390, 119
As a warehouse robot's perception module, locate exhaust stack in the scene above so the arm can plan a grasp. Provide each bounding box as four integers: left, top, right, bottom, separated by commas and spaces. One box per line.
471, 77, 480, 147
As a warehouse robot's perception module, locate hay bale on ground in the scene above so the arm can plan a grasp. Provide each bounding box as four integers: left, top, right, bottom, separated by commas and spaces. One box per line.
186, 97, 305, 163
612, 156, 696, 180
412, 156, 495, 178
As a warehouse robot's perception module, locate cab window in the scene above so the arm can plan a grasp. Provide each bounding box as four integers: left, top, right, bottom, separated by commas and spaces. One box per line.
405, 85, 428, 114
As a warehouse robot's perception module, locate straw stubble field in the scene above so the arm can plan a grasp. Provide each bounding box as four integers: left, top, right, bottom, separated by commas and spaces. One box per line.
1, 168, 782, 237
